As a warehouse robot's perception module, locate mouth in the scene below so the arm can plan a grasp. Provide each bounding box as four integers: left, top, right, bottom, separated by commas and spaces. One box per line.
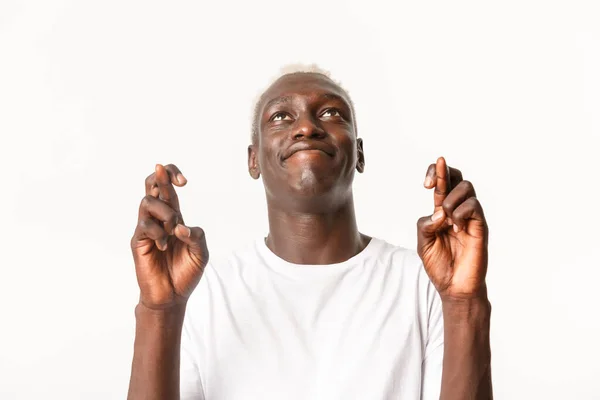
283, 144, 335, 161
289, 149, 331, 158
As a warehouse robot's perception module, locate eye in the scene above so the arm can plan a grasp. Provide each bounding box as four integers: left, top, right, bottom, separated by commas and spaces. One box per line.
270, 112, 292, 122
321, 108, 342, 118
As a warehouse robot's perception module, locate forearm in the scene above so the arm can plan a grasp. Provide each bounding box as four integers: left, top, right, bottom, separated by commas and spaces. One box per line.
440, 296, 493, 400
127, 302, 187, 400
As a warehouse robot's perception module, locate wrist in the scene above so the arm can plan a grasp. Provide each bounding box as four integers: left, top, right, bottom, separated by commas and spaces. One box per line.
134, 301, 187, 327
442, 295, 491, 323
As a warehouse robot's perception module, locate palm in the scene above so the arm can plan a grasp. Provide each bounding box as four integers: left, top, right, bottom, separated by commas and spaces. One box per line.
133, 236, 205, 307
420, 218, 487, 297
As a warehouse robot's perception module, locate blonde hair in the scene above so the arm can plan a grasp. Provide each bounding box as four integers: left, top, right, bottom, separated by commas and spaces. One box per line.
250, 63, 355, 143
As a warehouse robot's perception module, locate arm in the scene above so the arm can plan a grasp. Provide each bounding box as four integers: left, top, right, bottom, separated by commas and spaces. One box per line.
127, 303, 187, 400
417, 157, 493, 399
441, 296, 492, 400
128, 163, 209, 400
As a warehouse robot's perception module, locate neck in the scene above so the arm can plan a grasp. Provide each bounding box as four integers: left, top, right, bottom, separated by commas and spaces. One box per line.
265, 193, 369, 265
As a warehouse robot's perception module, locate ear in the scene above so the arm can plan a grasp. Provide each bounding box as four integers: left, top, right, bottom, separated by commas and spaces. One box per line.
356, 138, 365, 173
248, 144, 261, 179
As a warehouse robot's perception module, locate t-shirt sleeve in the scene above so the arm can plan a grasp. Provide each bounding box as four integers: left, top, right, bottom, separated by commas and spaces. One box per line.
180, 312, 205, 400
420, 278, 444, 400
179, 267, 213, 400
179, 304, 205, 400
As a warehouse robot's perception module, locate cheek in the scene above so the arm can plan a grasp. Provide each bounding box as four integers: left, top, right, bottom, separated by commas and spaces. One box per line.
258, 138, 283, 171
337, 135, 358, 161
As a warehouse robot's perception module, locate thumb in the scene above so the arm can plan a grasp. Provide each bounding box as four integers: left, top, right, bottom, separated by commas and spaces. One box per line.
417, 209, 447, 248
174, 224, 209, 264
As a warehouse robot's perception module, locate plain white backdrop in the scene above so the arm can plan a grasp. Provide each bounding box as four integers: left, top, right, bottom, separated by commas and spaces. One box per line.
1, 0, 598, 399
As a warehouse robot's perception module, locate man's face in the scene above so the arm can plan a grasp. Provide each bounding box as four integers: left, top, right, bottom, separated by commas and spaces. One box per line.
248, 73, 364, 210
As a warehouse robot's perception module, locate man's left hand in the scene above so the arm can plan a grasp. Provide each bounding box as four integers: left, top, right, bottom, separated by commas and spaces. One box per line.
417, 157, 489, 300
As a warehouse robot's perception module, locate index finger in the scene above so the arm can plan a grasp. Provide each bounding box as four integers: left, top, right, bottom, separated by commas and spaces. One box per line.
434, 157, 450, 209
164, 164, 187, 186
155, 164, 180, 211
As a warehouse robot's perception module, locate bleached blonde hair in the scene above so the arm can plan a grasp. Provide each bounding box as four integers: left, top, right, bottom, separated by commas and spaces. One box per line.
250, 63, 356, 143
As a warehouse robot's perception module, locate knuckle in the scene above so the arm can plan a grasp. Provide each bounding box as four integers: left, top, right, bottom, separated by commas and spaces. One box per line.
137, 218, 151, 230
461, 180, 473, 190
451, 167, 463, 176
130, 234, 140, 249
466, 196, 479, 206
145, 174, 155, 186
442, 199, 453, 211
141, 195, 154, 208
169, 212, 179, 225
451, 211, 463, 221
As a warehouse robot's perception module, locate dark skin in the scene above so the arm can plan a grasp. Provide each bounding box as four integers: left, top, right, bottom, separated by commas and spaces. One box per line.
247, 73, 369, 264
127, 72, 492, 399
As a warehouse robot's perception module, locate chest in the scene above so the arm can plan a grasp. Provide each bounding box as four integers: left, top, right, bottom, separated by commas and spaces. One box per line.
199, 274, 425, 399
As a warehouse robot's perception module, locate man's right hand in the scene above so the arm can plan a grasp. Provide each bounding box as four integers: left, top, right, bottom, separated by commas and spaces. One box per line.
131, 163, 209, 310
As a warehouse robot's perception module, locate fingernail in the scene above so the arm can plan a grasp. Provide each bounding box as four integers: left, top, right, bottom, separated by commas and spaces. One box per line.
432, 210, 445, 222
424, 177, 433, 187
177, 173, 186, 184
178, 224, 191, 237
453, 224, 460, 233
161, 238, 168, 250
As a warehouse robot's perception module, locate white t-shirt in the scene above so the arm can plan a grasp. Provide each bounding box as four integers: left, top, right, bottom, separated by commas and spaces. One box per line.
180, 237, 444, 400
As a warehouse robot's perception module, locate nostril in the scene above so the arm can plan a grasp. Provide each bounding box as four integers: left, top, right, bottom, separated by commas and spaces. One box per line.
293, 125, 326, 140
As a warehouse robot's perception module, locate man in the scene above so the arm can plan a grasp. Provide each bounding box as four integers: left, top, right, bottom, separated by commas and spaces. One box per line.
127, 66, 492, 400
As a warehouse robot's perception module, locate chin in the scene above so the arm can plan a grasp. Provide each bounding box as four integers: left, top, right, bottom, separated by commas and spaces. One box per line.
288, 167, 336, 195
266, 175, 351, 213
263, 163, 353, 211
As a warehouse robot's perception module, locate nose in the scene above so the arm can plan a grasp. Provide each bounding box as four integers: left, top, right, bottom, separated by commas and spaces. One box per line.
293, 114, 326, 140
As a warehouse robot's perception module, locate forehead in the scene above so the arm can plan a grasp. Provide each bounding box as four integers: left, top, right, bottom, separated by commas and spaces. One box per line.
259, 73, 351, 110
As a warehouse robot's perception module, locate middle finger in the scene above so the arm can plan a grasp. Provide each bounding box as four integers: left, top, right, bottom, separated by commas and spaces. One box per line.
155, 164, 180, 211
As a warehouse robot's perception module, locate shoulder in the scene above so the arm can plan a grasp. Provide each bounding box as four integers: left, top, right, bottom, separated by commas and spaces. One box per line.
373, 237, 443, 344
186, 239, 262, 302
373, 237, 420, 266
203, 239, 264, 281
370, 237, 429, 281
369, 237, 439, 309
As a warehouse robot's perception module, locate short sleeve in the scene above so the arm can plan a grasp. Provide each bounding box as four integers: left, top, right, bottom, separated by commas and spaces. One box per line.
180, 310, 205, 400
179, 274, 209, 400
420, 280, 444, 400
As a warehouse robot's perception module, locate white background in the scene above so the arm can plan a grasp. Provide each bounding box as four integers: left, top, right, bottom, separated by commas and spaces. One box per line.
1, 0, 598, 399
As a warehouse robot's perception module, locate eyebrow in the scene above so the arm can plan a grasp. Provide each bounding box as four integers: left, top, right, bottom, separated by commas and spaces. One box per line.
320, 93, 348, 105
263, 96, 293, 111
263, 93, 350, 112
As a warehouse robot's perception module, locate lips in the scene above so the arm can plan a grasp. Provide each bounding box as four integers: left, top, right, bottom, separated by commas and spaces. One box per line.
283, 142, 335, 160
